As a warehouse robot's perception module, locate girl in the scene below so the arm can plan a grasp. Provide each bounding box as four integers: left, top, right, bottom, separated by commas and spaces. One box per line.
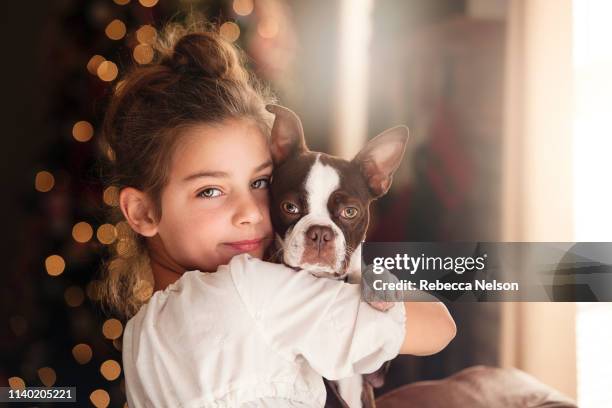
99, 21, 456, 407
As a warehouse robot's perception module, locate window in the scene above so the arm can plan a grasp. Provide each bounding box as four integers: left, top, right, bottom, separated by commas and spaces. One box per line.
573, 1, 612, 406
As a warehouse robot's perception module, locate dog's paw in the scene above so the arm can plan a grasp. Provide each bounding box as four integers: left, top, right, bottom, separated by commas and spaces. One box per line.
367, 301, 395, 312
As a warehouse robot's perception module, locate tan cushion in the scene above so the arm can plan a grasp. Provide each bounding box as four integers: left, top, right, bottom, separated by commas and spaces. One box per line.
375, 365, 578, 408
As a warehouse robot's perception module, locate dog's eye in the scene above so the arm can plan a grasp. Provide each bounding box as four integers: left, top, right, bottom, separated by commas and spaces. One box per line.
340, 207, 359, 219
281, 201, 300, 214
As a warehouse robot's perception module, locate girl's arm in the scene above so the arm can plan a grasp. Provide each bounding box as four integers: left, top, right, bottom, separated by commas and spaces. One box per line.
399, 301, 457, 355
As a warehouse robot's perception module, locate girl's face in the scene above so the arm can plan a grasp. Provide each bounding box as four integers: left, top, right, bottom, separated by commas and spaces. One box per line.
155, 118, 273, 272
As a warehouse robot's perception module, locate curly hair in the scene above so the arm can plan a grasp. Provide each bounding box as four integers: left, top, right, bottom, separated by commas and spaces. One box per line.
98, 18, 276, 320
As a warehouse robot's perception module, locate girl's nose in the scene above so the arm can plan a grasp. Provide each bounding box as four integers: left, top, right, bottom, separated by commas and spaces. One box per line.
232, 191, 265, 226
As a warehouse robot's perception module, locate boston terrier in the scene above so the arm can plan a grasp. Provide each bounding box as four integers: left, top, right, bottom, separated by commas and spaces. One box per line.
265, 105, 409, 408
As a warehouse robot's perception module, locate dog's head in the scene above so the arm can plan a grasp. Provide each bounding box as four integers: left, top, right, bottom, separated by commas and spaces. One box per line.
266, 105, 409, 279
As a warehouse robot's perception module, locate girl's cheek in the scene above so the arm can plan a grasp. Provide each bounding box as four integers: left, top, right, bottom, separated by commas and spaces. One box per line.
194, 196, 228, 211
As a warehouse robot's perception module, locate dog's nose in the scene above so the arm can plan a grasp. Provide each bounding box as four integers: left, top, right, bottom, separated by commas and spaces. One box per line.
306, 225, 334, 247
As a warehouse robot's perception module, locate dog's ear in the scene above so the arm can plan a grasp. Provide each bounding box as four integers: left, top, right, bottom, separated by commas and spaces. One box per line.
266, 104, 308, 165
352, 125, 409, 198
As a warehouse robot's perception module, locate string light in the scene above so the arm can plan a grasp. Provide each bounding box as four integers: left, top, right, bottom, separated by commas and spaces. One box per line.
90, 389, 110, 408
100, 359, 121, 381
64, 286, 85, 307
35, 171, 55, 192
87, 55, 106, 75
105, 19, 127, 40
97, 61, 119, 82
233, 0, 254, 16
138, 0, 159, 7
45, 255, 65, 276
8, 377, 25, 390
220, 22, 241, 43
72, 120, 94, 142
72, 343, 93, 364
37, 367, 56, 387
133, 44, 154, 65
136, 25, 157, 45
72, 222, 94, 243
102, 318, 123, 340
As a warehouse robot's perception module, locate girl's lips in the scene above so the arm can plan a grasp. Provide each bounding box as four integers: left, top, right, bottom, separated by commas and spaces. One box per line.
225, 238, 265, 252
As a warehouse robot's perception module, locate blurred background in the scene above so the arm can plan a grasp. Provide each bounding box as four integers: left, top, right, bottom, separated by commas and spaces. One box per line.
0, 0, 610, 407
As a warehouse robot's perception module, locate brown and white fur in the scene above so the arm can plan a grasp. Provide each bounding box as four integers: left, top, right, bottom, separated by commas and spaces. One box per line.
265, 105, 409, 408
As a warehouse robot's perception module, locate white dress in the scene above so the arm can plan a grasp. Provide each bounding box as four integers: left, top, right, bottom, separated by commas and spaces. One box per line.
122, 254, 406, 408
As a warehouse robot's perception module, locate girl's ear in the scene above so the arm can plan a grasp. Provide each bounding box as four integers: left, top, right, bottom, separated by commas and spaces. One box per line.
118, 187, 159, 237
266, 104, 308, 165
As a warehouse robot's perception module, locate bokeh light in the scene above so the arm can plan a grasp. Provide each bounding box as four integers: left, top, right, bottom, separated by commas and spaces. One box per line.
87, 55, 106, 75
136, 25, 157, 45
105, 19, 127, 40
133, 44, 154, 65
113, 0, 130, 5
102, 318, 123, 340
233, 0, 254, 16
45, 255, 65, 276
35, 171, 55, 192
97, 61, 118, 82
133, 279, 154, 302
90, 389, 110, 408
100, 359, 122, 381
64, 286, 85, 307
103, 186, 119, 207
86, 280, 102, 301
72, 120, 94, 142
72, 222, 94, 243
116, 238, 134, 257
220, 22, 241, 43
72, 343, 93, 364
138, 0, 159, 7
115, 221, 131, 238
97, 224, 118, 245
37, 367, 57, 387
258, 18, 279, 39
8, 376, 26, 390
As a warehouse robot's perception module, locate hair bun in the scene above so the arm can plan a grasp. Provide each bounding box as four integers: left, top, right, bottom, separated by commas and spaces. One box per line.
166, 32, 246, 81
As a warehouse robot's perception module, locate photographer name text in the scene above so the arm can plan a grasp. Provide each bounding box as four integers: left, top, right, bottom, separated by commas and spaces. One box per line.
372, 279, 520, 292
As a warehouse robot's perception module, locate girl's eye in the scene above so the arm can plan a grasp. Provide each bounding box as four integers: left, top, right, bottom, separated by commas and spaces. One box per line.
251, 177, 270, 189
281, 201, 300, 215
197, 188, 223, 199
340, 206, 359, 219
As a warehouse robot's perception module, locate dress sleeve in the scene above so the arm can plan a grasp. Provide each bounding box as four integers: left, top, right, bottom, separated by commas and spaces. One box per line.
227, 254, 406, 381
